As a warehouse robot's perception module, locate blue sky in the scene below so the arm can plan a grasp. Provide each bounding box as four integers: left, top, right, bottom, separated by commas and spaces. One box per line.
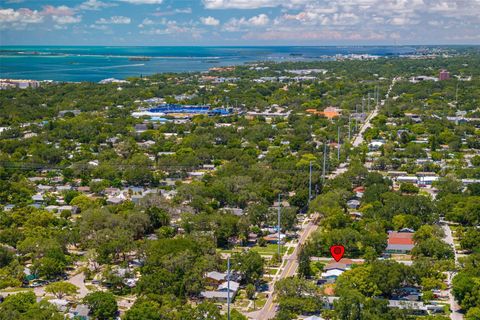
1, 0, 479, 45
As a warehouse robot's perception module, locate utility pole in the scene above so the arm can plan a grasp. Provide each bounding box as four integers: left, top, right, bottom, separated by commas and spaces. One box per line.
367, 92, 371, 112
455, 83, 459, 106
322, 142, 327, 182
308, 161, 312, 203
227, 256, 231, 320
348, 115, 351, 140
277, 194, 282, 256
337, 126, 340, 161
362, 97, 365, 114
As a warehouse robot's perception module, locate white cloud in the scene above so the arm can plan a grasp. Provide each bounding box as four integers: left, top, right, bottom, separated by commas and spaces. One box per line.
234, 0, 480, 42
96, 16, 131, 24
118, 0, 163, 4
176, 8, 192, 14
41, 5, 75, 16
200, 16, 220, 26
138, 18, 154, 28
153, 7, 192, 17
53, 15, 82, 24
78, 0, 116, 11
224, 14, 270, 31
0, 8, 43, 29
204, 0, 282, 9
248, 13, 269, 26
140, 20, 204, 38
90, 24, 108, 30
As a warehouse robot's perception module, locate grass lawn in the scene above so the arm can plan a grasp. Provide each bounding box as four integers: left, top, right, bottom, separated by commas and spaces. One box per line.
217, 244, 289, 258
254, 293, 268, 309
266, 268, 279, 275
251, 244, 287, 256
216, 248, 243, 255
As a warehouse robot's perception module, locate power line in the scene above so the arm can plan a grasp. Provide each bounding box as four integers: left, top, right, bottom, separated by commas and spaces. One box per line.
0, 160, 328, 175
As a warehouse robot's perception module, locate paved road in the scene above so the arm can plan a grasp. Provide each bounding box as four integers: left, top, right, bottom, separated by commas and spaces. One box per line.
248, 78, 398, 320
69, 272, 89, 298
441, 222, 464, 320
352, 77, 397, 147
248, 216, 318, 320
32, 271, 90, 299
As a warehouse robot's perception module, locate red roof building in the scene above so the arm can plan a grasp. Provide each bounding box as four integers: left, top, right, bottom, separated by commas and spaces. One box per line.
386, 231, 415, 253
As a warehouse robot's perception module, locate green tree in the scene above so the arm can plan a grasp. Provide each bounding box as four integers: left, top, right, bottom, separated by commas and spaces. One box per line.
123, 300, 163, 320
246, 283, 256, 300
400, 182, 419, 194
45, 281, 79, 299
232, 251, 264, 285
466, 307, 480, 320
84, 291, 118, 320
0, 291, 63, 320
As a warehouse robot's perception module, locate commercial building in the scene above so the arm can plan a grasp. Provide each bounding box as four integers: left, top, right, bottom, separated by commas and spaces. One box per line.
439, 69, 450, 81
132, 103, 231, 119
0, 79, 40, 89
306, 106, 342, 119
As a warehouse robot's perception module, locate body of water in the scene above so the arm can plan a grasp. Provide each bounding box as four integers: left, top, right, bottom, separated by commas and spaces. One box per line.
0, 46, 416, 82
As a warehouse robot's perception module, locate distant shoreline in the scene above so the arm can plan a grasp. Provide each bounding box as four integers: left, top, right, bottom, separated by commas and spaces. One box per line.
0, 45, 468, 82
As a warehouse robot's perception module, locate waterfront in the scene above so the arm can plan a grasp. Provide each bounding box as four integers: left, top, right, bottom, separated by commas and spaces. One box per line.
0, 46, 414, 82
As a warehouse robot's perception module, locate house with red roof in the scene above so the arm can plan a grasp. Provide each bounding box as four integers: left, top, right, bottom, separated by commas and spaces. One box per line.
386, 230, 415, 254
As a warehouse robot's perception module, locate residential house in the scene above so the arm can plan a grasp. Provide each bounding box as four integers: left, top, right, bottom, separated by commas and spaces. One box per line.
321, 269, 344, 283
218, 281, 240, 293
219, 207, 244, 216
3, 204, 15, 211
69, 304, 90, 320
368, 140, 385, 151
350, 211, 363, 221
200, 280, 240, 303
199, 291, 230, 302
205, 271, 227, 286
397, 176, 418, 184
388, 300, 427, 315
32, 194, 45, 203
346, 199, 360, 209
386, 230, 415, 254
263, 232, 286, 244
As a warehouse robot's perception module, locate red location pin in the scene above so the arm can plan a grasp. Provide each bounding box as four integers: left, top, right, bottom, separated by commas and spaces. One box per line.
330, 245, 345, 262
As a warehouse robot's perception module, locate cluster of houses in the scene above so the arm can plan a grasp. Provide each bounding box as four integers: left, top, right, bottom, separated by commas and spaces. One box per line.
46, 300, 90, 320
386, 170, 480, 188
200, 271, 241, 303
15, 173, 164, 211
315, 254, 446, 316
